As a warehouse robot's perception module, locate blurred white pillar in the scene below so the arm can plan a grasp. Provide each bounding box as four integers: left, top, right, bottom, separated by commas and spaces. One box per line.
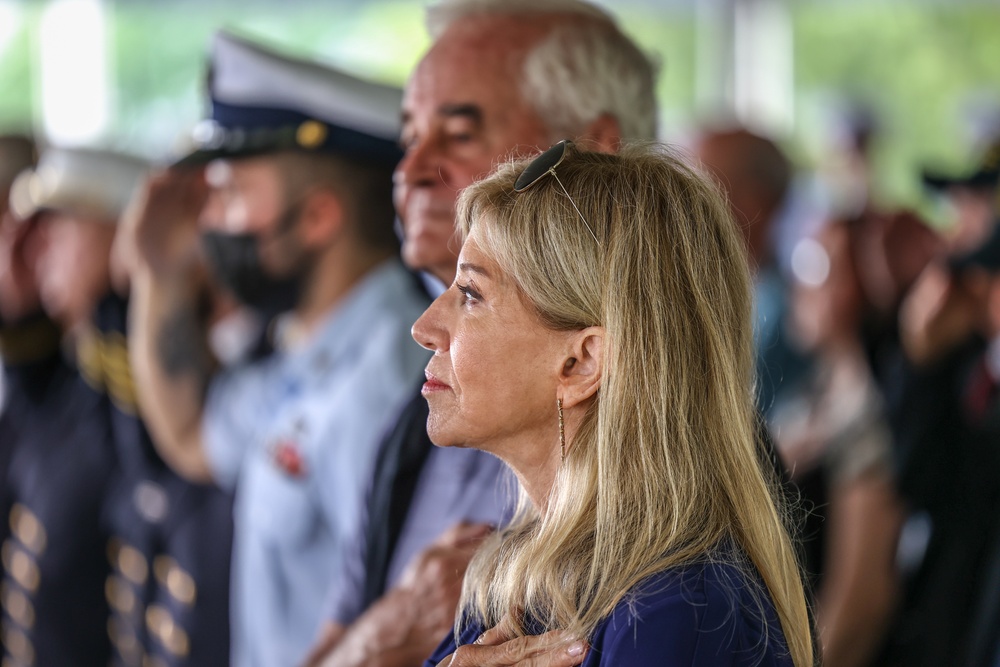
36, 0, 111, 146
733, 0, 794, 134
696, 0, 794, 135
695, 0, 732, 118
0, 1, 23, 57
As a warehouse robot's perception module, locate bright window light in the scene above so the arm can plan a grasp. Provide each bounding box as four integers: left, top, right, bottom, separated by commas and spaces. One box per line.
38, 0, 110, 146
0, 1, 22, 58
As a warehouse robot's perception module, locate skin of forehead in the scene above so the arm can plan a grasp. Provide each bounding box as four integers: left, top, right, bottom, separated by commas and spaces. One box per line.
408, 13, 582, 113
433, 14, 560, 60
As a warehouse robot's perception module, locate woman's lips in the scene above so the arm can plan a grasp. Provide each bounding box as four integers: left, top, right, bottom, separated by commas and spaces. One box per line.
422, 371, 450, 394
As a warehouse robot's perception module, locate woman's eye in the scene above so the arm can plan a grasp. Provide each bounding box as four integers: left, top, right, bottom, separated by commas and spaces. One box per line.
456, 283, 482, 305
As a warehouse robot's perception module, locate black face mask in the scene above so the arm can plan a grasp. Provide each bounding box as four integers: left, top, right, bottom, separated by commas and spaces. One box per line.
200, 205, 309, 320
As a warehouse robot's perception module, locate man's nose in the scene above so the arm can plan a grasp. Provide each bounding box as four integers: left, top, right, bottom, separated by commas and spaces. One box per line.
395, 137, 444, 191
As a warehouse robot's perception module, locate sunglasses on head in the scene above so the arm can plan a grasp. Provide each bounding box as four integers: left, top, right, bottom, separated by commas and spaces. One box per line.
513, 140, 600, 244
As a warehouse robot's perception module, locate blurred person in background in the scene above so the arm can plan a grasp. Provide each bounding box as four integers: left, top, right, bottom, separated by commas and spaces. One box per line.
694, 128, 813, 417
0, 134, 43, 662
0, 136, 33, 218
0, 135, 42, 403
0, 146, 145, 667
921, 137, 1000, 254
773, 211, 939, 667
5, 145, 236, 667
902, 139, 1000, 367
0, 134, 41, 434
121, 32, 430, 667
879, 221, 1000, 667
959, 234, 1000, 667
307, 2, 659, 665
102, 179, 239, 666
820, 103, 881, 221
6, 144, 240, 667
0, 135, 49, 410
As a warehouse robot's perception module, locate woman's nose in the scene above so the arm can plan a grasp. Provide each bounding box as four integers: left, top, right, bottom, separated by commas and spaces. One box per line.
411, 293, 448, 352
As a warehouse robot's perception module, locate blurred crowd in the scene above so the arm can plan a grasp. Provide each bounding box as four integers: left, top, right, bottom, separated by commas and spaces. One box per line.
0, 1, 998, 666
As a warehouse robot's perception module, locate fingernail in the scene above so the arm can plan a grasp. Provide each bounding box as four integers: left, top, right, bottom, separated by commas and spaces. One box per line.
567, 641, 586, 657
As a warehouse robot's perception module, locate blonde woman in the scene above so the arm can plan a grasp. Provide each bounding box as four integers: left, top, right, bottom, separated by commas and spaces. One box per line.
412, 142, 813, 667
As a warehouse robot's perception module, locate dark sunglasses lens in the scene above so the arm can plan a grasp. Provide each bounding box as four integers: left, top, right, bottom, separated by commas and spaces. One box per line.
514, 141, 568, 192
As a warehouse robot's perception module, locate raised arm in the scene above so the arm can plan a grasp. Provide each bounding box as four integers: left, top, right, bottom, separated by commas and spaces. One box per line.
119, 167, 217, 482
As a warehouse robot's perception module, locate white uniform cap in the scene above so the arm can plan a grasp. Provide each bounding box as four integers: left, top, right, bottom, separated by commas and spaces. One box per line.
9, 148, 148, 222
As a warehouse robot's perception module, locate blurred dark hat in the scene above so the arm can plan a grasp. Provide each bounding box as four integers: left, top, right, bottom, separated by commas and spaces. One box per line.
922, 139, 1000, 192
951, 221, 1000, 273
175, 31, 403, 168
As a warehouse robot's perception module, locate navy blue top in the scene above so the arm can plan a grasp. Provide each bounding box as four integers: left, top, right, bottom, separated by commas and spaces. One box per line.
424, 558, 794, 667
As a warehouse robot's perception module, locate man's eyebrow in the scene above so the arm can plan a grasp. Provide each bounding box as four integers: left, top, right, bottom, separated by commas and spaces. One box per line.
438, 104, 483, 123
458, 262, 491, 277
400, 104, 482, 128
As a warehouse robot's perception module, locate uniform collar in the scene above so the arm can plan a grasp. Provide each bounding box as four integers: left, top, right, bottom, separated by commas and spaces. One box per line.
275, 259, 415, 381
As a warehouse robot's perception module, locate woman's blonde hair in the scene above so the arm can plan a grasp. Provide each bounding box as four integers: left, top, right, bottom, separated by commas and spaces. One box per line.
455, 142, 813, 666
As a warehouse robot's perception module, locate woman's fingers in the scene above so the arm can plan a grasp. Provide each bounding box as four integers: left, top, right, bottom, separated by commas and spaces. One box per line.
474, 624, 511, 646
449, 630, 587, 666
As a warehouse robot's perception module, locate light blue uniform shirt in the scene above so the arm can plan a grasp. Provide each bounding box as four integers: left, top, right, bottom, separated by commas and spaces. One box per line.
203, 260, 430, 667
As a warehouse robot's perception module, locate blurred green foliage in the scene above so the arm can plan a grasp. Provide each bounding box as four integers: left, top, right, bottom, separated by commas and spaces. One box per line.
0, 0, 998, 212
793, 3, 1000, 210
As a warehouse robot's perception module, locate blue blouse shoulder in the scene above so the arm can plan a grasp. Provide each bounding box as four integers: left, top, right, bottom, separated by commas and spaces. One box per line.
424, 558, 794, 667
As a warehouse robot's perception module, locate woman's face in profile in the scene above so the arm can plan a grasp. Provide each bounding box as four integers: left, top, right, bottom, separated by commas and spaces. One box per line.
412, 226, 572, 463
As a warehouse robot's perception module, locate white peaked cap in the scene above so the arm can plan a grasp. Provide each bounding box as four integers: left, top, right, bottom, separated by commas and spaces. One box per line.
9, 148, 148, 223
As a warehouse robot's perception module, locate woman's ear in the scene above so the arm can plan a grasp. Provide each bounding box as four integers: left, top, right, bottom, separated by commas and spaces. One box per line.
558, 326, 605, 409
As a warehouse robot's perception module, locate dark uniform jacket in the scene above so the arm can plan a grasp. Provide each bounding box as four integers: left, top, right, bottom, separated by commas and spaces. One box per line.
882, 338, 1000, 667
1, 294, 238, 667
85, 294, 235, 667
0, 313, 116, 667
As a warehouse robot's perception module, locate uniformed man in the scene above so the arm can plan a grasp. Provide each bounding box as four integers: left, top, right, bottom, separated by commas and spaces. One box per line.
881, 223, 1000, 667
0, 134, 42, 437
121, 32, 430, 667
0, 133, 47, 665
93, 284, 237, 667
3, 145, 237, 667
921, 137, 1000, 254
0, 146, 146, 667
0, 135, 47, 413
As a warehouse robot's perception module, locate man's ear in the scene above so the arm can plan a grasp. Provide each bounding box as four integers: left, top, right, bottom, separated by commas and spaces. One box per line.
558, 326, 605, 409
578, 113, 622, 155
298, 189, 344, 247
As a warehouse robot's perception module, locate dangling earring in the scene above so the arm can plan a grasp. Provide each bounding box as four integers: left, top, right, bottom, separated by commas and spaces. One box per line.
557, 398, 566, 461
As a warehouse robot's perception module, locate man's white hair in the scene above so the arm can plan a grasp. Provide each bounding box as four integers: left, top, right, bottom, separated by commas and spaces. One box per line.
426, 0, 659, 141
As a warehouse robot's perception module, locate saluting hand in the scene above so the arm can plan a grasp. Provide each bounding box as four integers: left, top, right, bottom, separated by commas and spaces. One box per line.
116, 165, 209, 278
899, 261, 987, 365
